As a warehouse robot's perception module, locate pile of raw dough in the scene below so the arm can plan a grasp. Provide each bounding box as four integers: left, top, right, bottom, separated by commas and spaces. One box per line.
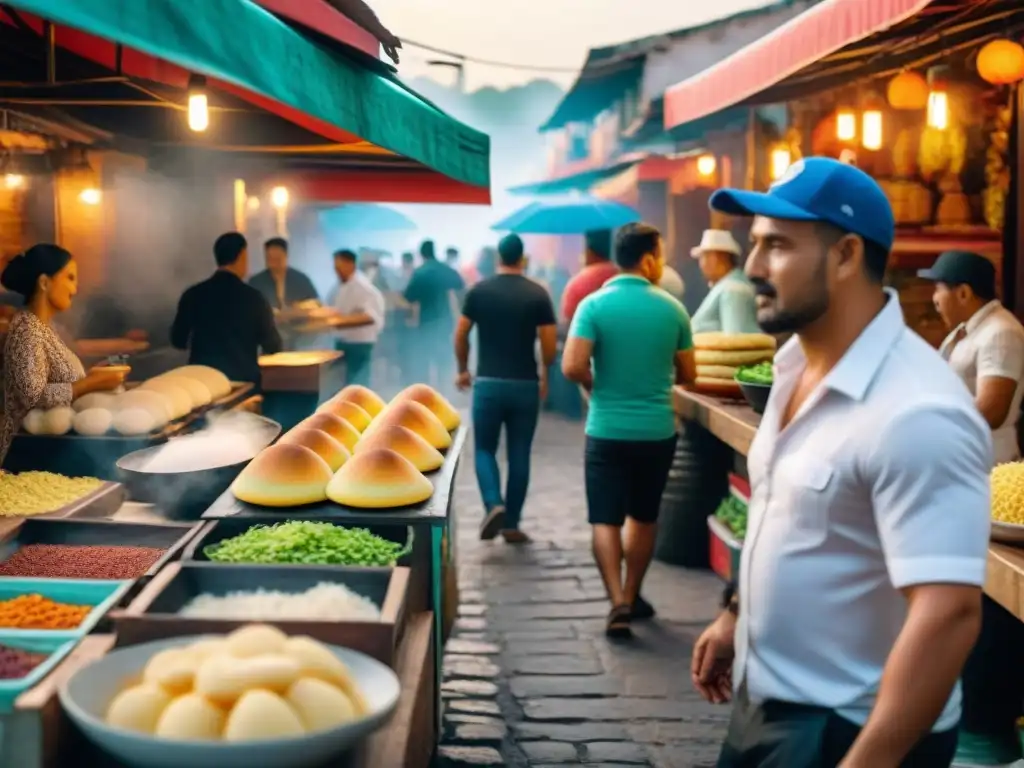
104, 625, 366, 742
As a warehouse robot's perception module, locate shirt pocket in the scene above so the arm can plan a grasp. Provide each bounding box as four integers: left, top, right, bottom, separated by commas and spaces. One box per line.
776, 461, 834, 544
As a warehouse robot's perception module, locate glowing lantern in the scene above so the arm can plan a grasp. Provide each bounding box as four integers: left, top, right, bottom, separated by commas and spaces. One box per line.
886, 71, 929, 109
696, 154, 717, 177
769, 147, 792, 181
977, 39, 1024, 85
861, 111, 883, 150
836, 110, 857, 141
926, 67, 950, 130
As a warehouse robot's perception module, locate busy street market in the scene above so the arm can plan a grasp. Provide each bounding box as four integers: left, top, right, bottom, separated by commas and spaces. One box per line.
1, 0, 1024, 766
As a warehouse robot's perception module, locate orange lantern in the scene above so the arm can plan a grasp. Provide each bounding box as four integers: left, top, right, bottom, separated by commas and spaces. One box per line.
977, 39, 1024, 85
886, 71, 929, 109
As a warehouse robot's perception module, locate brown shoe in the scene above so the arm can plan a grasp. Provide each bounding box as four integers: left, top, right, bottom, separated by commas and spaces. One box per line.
501, 529, 531, 545
479, 505, 506, 540
605, 604, 632, 639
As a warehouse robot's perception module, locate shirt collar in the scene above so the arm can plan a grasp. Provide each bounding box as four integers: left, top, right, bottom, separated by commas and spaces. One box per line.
775, 287, 906, 402
965, 299, 1001, 334
606, 274, 648, 287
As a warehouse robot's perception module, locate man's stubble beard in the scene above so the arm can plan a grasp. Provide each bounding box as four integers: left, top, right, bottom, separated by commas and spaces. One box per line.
756, 258, 830, 335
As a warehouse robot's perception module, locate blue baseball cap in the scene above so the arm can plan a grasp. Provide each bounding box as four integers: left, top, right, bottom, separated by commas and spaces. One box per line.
709, 157, 895, 252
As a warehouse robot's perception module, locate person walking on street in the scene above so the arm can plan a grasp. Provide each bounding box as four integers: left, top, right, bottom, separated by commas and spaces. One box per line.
562, 223, 696, 638
691, 158, 992, 768
404, 240, 464, 392
328, 249, 386, 388
455, 234, 557, 544
560, 229, 618, 324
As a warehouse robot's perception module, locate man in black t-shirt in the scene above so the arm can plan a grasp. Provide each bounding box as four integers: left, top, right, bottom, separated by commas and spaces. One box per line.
455, 234, 557, 544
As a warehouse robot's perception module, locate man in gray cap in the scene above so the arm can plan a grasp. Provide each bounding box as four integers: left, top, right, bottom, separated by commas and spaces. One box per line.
920, 250, 1024, 464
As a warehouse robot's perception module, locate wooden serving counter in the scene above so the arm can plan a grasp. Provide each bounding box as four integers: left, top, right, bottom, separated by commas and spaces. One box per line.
672, 386, 1024, 622
258, 350, 346, 432
7, 612, 436, 768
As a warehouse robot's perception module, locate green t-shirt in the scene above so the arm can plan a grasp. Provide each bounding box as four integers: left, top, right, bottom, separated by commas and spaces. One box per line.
569, 275, 693, 441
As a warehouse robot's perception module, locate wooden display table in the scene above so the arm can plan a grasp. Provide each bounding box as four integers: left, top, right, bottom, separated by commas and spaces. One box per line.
8, 612, 436, 768
672, 386, 1024, 617
258, 350, 346, 431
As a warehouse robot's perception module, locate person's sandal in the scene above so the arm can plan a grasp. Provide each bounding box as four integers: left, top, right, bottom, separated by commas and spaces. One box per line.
501, 529, 531, 545
605, 604, 632, 638
631, 594, 656, 621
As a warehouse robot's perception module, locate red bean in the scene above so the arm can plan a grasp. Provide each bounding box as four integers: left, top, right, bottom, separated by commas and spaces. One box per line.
0, 643, 48, 679
0, 544, 164, 579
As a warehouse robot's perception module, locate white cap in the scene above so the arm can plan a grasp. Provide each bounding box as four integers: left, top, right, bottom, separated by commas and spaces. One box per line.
691, 229, 741, 258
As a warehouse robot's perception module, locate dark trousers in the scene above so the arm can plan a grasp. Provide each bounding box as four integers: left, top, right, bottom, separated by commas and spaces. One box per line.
718, 686, 958, 768
472, 379, 540, 529
335, 341, 374, 387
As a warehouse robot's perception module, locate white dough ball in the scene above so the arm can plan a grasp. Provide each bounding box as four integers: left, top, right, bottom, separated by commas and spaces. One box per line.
113, 407, 156, 436
72, 408, 113, 436
175, 365, 232, 398
156, 374, 212, 408
42, 406, 74, 435
138, 379, 191, 419
73, 392, 116, 413
22, 409, 46, 435
115, 390, 171, 426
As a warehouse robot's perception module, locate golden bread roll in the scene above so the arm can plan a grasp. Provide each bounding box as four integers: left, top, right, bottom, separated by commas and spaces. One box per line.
693, 332, 776, 352
317, 399, 372, 432
355, 424, 444, 472
333, 385, 386, 418
697, 364, 739, 380
231, 444, 333, 507
326, 448, 434, 508
392, 384, 461, 430
695, 348, 774, 366
693, 377, 743, 397
370, 400, 452, 449
278, 428, 351, 471
299, 412, 360, 452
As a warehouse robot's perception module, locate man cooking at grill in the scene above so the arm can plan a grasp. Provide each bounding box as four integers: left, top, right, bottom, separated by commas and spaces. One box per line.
919, 249, 1024, 762
689, 229, 759, 334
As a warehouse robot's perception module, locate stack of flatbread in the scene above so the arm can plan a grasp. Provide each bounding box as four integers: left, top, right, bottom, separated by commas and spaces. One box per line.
692, 332, 776, 397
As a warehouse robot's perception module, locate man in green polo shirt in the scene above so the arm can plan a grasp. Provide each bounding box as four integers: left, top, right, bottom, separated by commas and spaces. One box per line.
562, 222, 697, 638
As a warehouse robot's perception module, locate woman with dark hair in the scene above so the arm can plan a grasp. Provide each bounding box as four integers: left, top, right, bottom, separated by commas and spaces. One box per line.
0, 244, 125, 466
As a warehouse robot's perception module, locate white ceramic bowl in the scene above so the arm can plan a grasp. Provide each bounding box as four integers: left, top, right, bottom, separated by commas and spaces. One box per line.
59, 635, 400, 768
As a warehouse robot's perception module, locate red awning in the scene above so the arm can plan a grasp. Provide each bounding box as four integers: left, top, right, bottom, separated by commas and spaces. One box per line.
663, 0, 934, 129
252, 0, 379, 59
280, 171, 491, 205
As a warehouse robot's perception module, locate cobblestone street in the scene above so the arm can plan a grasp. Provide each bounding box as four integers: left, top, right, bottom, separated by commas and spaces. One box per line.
438, 413, 729, 767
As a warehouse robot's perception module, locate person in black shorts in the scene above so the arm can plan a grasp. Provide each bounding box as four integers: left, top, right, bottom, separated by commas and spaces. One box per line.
562, 223, 696, 637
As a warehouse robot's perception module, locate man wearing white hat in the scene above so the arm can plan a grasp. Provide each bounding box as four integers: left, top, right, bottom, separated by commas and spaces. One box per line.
689, 229, 758, 334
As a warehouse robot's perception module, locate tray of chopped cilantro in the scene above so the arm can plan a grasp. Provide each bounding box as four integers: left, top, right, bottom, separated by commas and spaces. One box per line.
0, 472, 125, 520
183, 519, 413, 567
734, 361, 773, 414
714, 495, 747, 541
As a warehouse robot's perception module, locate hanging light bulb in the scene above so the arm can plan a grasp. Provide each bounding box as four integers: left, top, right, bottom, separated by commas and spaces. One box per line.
270, 186, 290, 210
187, 74, 210, 132
247, 196, 261, 211
861, 110, 883, 150
836, 109, 857, 141
769, 147, 792, 181
79, 188, 101, 205
926, 66, 950, 130
4, 174, 25, 189
696, 154, 717, 177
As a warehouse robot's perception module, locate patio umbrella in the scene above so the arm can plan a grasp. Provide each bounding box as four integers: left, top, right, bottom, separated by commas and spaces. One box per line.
491, 195, 640, 235
318, 203, 417, 232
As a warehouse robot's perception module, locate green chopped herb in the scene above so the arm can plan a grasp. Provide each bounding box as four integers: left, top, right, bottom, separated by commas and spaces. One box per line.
714, 495, 748, 540
204, 521, 410, 567
735, 361, 773, 386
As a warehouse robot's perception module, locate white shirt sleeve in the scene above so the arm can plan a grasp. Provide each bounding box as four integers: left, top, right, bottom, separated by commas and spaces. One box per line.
976, 326, 1024, 381
868, 404, 993, 589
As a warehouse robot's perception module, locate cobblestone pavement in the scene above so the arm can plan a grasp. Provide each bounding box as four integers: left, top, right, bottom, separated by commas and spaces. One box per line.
437, 412, 730, 768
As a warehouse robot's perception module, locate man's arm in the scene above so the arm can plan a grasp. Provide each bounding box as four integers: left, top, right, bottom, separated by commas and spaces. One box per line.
840, 406, 991, 768
169, 290, 192, 350
974, 328, 1024, 428
455, 316, 473, 375
562, 297, 596, 387
323, 0, 401, 62
257, 296, 283, 354
675, 303, 697, 385
537, 294, 558, 369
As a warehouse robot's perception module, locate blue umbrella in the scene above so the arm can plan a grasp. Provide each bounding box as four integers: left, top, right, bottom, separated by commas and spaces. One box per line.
318, 203, 416, 232
491, 195, 640, 235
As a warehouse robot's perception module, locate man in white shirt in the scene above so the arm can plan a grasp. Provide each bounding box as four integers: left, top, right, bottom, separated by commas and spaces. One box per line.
329, 249, 386, 387
690, 158, 992, 767
920, 250, 1024, 464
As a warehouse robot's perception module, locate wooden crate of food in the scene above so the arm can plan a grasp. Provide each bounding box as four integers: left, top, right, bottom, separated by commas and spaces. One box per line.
112, 562, 409, 665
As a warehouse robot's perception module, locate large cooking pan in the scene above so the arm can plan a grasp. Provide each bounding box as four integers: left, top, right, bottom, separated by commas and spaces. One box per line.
116, 412, 281, 518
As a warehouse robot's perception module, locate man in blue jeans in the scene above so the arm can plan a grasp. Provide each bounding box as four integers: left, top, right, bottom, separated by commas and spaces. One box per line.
454, 234, 557, 544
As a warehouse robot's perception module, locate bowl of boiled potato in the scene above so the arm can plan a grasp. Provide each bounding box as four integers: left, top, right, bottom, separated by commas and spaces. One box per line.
58, 624, 400, 768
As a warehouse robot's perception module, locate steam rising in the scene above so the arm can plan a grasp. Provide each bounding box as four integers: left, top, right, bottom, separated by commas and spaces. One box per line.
135, 411, 275, 474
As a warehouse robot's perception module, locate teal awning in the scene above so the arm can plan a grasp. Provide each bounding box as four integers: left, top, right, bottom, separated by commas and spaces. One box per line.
508, 157, 642, 196
3, 0, 490, 189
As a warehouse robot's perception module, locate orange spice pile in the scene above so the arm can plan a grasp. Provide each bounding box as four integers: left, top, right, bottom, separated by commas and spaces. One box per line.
0, 594, 90, 630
